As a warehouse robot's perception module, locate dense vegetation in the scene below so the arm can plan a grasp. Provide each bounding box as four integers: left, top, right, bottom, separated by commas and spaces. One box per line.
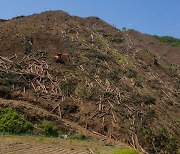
0, 107, 64, 137
0, 107, 33, 134
41, 120, 59, 137
152, 35, 180, 47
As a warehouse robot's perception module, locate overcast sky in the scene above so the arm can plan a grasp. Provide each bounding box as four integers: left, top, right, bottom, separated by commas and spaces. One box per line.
0, 0, 180, 38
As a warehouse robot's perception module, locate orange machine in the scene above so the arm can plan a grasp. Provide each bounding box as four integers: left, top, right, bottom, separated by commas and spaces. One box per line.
54, 53, 69, 64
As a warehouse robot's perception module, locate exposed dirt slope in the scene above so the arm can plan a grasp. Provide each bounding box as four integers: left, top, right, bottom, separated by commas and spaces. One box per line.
0, 11, 179, 153
126, 29, 180, 65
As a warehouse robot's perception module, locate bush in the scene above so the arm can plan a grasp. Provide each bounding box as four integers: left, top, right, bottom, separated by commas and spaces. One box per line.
153, 130, 178, 153
113, 148, 139, 154
0, 72, 29, 99
69, 134, 87, 140
0, 86, 11, 99
122, 27, 127, 32
0, 107, 33, 134
41, 120, 58, 137
140, 128, 178, 153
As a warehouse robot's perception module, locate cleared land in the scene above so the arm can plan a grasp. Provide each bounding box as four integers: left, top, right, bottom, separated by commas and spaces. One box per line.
0, 135, 124, 154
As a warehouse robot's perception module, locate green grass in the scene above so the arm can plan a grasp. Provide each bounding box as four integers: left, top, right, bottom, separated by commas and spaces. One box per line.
113, 148, 139, 154
175, 119, 180, 123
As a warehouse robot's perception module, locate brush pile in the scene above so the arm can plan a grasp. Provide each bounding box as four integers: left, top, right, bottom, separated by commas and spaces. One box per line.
0, 52, 62, 101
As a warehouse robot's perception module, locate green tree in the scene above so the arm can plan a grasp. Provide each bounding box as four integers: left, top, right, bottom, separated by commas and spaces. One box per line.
122, 27, 127, 32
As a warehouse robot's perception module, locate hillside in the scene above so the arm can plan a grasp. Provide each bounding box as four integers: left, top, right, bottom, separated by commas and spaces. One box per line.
0, 11, 180, 153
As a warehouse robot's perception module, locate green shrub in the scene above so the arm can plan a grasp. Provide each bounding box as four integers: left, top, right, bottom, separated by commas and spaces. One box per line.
153, 130, 178, 153
122, 27, 127, 32
0, 86, 11, 99
0, 107, 33, 134
0, 72, 29, 99
113, 148, 139, 154
69, 134, 87, 140
41, 120, 58, 137
140, 128, 178, 153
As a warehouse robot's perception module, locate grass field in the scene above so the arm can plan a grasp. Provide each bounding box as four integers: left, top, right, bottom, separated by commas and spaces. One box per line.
0, 135, 126, 154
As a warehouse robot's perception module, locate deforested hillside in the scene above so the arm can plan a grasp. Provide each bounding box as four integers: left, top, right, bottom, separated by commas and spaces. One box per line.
0, 11, 179, 153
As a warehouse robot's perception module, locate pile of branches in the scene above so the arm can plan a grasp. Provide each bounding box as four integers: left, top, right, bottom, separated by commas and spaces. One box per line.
0, 52, 62, 101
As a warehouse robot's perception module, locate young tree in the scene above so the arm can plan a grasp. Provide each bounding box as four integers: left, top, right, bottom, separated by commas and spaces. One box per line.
122, 27, 127, 32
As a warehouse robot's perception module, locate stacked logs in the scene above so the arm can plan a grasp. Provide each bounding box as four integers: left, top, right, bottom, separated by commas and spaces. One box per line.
0, 52, 62, 101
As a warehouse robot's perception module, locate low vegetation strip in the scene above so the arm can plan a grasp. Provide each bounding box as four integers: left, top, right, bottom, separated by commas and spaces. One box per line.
0, 135, 126, 154
152, 35, 180, 47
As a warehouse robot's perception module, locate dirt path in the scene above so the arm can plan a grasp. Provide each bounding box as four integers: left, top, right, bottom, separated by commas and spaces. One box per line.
0, 135, 122, 154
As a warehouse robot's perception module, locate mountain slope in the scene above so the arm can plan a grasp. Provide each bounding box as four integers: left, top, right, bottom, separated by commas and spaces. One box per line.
0, 11, 180, 153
